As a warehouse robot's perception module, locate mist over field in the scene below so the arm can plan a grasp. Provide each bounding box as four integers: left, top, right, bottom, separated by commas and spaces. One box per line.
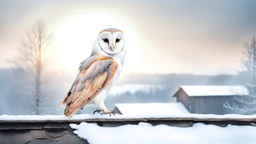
0, 68, 248, 115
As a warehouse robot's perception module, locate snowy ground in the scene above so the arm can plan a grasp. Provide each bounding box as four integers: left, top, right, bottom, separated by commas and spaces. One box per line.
70, 122, 256, 144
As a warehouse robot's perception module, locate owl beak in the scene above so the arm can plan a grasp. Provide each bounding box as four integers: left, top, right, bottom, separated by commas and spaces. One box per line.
110, 44, 115, 52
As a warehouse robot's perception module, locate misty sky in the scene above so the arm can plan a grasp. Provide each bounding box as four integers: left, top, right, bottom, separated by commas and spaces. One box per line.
0, 0, 256, 75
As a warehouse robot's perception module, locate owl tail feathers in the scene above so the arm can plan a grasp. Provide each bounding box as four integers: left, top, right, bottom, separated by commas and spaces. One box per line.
61, 98, 68, 106
64, 105, 80, 118
64, 107, 72, 118
61, 91, 72, 106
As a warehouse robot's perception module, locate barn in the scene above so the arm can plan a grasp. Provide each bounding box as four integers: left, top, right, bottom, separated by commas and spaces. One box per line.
172, 85, 249, 114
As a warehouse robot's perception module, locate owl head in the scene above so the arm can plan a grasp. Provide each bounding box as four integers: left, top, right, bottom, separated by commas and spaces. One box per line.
92, 28, 126, 57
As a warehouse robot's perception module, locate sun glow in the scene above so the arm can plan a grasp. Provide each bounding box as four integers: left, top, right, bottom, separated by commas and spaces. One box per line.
42, 52, 50, 61
51, 12, 142, 74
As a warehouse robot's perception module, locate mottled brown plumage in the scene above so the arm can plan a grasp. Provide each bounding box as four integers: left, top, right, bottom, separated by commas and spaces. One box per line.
62, 55, 118, 117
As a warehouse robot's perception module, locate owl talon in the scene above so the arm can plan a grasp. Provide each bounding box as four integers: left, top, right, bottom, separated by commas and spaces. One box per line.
100, 110, 117, 116
93, 109, 103, 114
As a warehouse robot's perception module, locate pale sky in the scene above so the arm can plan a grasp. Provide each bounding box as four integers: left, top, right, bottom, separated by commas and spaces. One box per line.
0, 0, 256, 75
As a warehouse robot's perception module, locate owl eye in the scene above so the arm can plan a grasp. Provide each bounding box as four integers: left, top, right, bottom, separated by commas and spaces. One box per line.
103, 38, 109, 43
116, 38, 120, 43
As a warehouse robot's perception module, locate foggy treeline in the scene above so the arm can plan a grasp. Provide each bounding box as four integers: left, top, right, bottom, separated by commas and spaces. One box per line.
0, 68, 249, 115
117, 73, 245, 85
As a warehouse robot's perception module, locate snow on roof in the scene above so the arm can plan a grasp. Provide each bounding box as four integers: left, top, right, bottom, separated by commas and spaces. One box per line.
1, 114, 256, 122
177, 85, 249, 97
115, 102, 190, 116
70, 122, 256, 144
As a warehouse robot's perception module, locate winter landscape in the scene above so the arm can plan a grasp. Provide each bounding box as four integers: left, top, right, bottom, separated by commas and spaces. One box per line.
1, 0, 256, 144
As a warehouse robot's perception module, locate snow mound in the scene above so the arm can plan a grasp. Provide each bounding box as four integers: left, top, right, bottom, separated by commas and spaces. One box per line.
70, 122, 256, 144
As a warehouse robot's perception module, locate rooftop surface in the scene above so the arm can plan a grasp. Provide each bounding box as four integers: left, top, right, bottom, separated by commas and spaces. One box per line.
176, 85, 249, 97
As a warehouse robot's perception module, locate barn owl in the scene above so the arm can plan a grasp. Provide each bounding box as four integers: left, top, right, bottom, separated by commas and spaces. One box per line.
61, 28, 126, 118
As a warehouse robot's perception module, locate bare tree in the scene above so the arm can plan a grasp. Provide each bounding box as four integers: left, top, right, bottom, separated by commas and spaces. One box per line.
224, 35, 256, 114
10, 21, 53, 115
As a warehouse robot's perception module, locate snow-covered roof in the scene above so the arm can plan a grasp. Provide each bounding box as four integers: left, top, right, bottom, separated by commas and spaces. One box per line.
176, 85, 249, 97
115, 102, 190, 116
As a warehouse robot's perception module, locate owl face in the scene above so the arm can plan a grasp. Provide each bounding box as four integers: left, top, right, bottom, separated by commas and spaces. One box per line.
98, 29, 125, 55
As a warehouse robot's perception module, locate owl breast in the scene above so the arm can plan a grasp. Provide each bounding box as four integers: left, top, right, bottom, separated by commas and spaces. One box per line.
105, 57, 122, 93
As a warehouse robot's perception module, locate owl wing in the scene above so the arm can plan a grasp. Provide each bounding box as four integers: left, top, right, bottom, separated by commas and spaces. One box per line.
61, 54, 112, 105
62, 55, 118, 117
